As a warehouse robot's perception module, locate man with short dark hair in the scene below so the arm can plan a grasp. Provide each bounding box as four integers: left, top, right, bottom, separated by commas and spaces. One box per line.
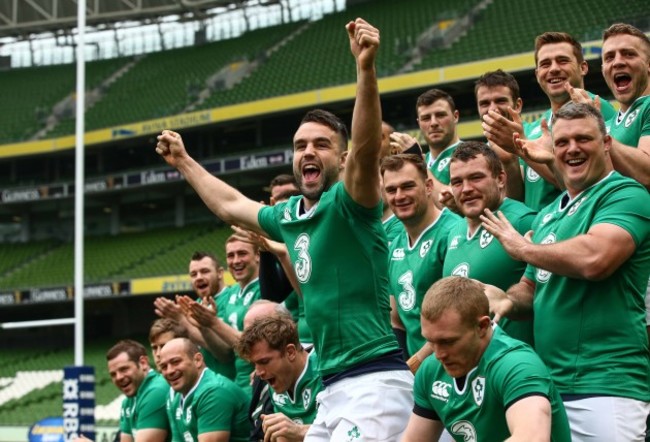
482, 102, 650, 440
155, 19, 413, 440
415, 89, 462, 207
601, 23, 650, 189
154, 251, 236, 380
401, 276, 571, 441
482, 32, 617, 211
181, 236, 261, 397
106, 339, 170, 442
443, 141, 536, 346
474, 70, 525, 202
381, 153, 457, 369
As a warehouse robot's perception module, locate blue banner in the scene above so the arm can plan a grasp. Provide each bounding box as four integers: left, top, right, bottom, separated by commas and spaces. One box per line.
28, 416, 64, 442
62, 366, 96, 441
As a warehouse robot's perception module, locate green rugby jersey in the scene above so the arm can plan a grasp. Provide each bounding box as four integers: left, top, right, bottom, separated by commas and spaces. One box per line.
270, 350, 323, 425
120, 370, 170, 439
526, 172, 650, 400
443, 198, 536, 346
413, 327, 571, 441
170, 368, 249, 442
389, 209, 458, 356
258, 181, 400, 377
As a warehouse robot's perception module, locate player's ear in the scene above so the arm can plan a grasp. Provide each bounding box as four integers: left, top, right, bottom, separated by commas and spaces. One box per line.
477, 316, 491, 336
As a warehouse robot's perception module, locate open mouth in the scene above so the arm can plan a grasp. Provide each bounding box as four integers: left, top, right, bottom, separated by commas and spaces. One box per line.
302, 165, 321, 184
547, 77, 565, 86
614, 73, 632, 91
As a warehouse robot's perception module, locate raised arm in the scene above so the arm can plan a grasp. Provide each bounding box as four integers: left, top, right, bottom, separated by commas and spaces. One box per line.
156, 130, 264, 231
343, 18, 383, 208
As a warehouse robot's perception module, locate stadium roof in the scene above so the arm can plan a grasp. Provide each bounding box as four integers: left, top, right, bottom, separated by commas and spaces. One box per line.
0, 0, 274, 38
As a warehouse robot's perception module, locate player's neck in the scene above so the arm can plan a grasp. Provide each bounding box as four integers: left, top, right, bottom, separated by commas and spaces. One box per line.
405, 206, 440, 246
466, 217, 482, 236
429, 136, 459, 158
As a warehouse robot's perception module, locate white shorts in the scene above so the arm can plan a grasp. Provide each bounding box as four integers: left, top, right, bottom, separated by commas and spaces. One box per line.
305, 369, 414, 442
563, 396, 650, 441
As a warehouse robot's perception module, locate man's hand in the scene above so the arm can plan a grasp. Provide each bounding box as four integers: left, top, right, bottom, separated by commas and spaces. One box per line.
438, 186, 460, 214
262, 413, 309, 442
480, 282, 514, 323
482, 107, 524, 154
177, 295, 218, 329
155, 130, 188, 168
480, 209, 532, 261
346, 18, 380, 71
154, 296, 183, 321
565, 83, 602, 111
513, 118, 554, 165
389, 132, 421, 155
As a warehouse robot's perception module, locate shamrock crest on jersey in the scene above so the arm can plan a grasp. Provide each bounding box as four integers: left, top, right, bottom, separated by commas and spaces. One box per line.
479, 230, 493, 249
243, 291, 256, 306
420, 239, 433, 258
567, 196, 586, 216
437, 158, 451, 172
471, 376, 485, 406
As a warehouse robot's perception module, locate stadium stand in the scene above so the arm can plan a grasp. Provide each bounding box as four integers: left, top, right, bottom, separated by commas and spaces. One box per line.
0, 223, 232, 290
1, 0, 649, 437
202, 0, 479, 107
0, 58, 131, 144
44, 21, 305, 136
0, 342, 125, 425
417, 0, 649, 69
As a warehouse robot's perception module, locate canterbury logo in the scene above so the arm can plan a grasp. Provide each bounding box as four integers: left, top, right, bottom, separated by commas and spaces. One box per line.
431, 380, 451, 402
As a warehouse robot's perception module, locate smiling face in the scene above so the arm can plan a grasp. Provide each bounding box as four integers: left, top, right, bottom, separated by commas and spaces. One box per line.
158, 339, 202, 396
225, 239, 259, 287
535, 42, 588, 105
421, 309, 488, 378
450, 155, 505, 222
382, 162, 433, 224
248, 340, 297, 394
417, 99, 459, 151
475, 85, 522, 119
189, 256, 223, 299
107, 352, 147, 397
552, 116, 612, 198
602, 33, 650, 110
292, 122, 345, 206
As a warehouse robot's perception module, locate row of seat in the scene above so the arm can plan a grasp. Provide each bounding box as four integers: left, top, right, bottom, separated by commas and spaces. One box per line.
0, 223, 231, 291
